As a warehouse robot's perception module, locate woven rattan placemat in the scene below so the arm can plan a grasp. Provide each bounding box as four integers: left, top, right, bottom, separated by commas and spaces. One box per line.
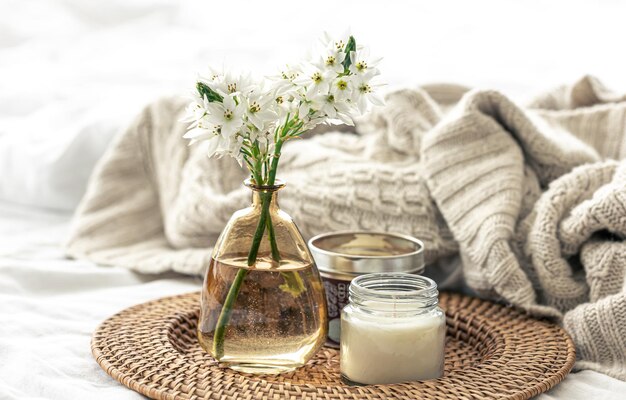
92, 292, 575, 400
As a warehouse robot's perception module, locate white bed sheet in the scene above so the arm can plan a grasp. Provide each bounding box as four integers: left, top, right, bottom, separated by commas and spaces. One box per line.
0, 201, 625, 399
0, 203, 199, 400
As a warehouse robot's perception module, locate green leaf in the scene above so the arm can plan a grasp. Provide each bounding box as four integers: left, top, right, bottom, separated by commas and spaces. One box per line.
196, 81, 224, 103
279, 271, 306, 297
342, 35, 356, 73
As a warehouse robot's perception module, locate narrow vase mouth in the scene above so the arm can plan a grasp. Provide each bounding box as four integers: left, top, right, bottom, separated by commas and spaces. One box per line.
244, 178, 286, 192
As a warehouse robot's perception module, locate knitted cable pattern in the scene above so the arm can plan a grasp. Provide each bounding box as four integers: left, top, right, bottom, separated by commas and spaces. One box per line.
67, 76, 626, 379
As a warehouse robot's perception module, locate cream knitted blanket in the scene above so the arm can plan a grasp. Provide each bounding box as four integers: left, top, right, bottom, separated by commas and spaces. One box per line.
67, 76, 626, 380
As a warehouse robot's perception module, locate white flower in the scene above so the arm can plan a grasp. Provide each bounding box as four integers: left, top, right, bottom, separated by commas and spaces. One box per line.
314, 49, 346, 74
330, 76, 352, 101
269, 65, 301, 96
297, 90, 323, 120
184, 123, 225, 157
184, 32, 385, 170
302, 115, 326, 131
295, 64, 335, 98
224, 134, 245, 165
307, 91, 354, 125
351, 73, 385, 113
348, 48, 381, 76
242, 91, 277, 131
205, 93, 245, 139
249, 129, 274, 158
225, 72, 256, 95
273, 93, 298, 123
321, 30, 352, 53
199, 68, 256, 96
199, 66, 224, 84
180, 94, 210, 125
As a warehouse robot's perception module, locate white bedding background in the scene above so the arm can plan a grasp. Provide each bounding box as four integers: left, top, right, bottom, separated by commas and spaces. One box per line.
1, 0, 626, 398
2, 204, 626, 400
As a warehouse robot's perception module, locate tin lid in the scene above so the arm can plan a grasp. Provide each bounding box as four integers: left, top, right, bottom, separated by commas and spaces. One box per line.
308, 231, 425, 277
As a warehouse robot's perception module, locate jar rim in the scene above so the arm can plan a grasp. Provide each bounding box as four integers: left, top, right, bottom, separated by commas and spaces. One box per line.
348, 273, 439, 311
351, 273, 437, 297
244, 178, 286, 191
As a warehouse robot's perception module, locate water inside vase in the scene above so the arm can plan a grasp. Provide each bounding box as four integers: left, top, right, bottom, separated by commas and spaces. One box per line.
198, 255, 328, 374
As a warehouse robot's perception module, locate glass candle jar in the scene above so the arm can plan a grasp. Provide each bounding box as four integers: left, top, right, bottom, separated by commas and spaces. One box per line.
309, 232, 425, 348
340, 273, 446, 385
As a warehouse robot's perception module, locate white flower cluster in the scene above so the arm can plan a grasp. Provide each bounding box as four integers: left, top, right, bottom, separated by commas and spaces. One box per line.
182, 32, 383, 181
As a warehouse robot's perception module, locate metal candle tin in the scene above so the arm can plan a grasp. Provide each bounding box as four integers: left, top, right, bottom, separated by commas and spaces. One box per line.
308, 231, 425, 347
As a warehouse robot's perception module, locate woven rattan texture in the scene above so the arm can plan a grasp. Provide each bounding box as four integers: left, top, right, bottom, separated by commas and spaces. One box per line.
92, 292, 575, 400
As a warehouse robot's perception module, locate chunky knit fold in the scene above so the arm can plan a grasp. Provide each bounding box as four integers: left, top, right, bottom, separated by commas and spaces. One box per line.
67, 76, 626, 379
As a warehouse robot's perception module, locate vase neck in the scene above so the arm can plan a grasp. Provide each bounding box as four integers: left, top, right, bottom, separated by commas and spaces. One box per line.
251, 189, 281, 209
245, 179, 285, 210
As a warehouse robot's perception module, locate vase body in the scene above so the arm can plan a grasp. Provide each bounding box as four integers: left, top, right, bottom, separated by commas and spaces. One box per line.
198, 180, 328, 374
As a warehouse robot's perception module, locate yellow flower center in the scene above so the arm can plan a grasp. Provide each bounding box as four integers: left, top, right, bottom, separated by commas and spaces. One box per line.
359, 84, 372, 94
312, 72, 323, 83
326, 56, 337, 66
224, 110, 233, 120
356, 61, 367, 71
336, 80, 348, 90
249, 102, 261, 113
282, 71, 298, 80
227, 83, 237, 93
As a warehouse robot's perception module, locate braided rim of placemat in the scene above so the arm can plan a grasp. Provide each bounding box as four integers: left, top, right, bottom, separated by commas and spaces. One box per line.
92, 292, 575, 400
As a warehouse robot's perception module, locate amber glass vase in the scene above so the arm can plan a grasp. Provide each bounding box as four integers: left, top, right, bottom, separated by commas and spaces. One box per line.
198, 179, 328, 374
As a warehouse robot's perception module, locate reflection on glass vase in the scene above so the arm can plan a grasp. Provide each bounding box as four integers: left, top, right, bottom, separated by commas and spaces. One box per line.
198, 179, 328, 374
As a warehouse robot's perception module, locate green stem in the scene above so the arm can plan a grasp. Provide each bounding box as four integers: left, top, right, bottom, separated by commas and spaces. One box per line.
268, 138, 284, 185
212, 123, 291, 361
266, 210, 281, 263
246, 192, 272, 266
245, 134, 286, 266
212, 267, 248, 359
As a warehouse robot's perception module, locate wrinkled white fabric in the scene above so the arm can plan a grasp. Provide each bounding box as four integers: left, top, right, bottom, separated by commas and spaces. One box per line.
2, 202, 625, 399
0, 202, 199, 400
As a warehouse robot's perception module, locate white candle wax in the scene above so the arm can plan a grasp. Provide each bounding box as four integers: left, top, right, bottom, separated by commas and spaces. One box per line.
340, 304, 446, 385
